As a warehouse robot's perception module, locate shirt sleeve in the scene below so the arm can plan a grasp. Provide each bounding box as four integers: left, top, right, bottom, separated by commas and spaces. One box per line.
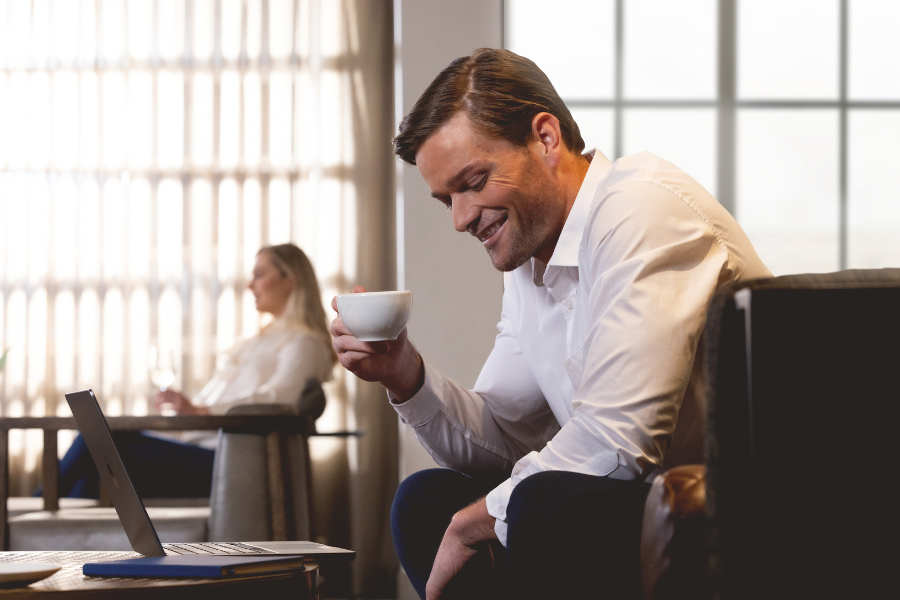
486, 179, 730, 545
391, 288, 556, 477
207, 334, 332, 415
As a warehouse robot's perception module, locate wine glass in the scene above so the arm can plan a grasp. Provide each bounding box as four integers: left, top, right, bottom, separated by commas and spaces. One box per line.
148, 345, 177, 416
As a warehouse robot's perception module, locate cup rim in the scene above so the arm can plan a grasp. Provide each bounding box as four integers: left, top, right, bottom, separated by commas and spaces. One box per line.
337, 290, 411, 299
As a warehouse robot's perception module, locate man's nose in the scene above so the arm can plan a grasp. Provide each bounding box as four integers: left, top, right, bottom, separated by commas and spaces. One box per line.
451, 195, 480, 234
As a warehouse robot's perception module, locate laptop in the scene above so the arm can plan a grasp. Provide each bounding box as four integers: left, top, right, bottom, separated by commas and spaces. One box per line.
64, 389, 354, 561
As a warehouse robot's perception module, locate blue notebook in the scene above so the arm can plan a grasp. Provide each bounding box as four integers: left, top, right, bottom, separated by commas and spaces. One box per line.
83, 555, 308, 578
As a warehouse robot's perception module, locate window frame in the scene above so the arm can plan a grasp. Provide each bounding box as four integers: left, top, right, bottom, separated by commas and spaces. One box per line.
504, 0, 900, 270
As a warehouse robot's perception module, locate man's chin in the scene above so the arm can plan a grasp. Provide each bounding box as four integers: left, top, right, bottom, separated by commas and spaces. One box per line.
487, 249, 530, 273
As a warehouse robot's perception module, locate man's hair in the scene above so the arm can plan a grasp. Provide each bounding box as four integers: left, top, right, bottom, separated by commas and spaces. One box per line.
393, 48, 585, 165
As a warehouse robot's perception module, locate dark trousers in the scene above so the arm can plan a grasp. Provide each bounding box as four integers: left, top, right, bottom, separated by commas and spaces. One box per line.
51, 432, 216, 499
391, 468, 651, 600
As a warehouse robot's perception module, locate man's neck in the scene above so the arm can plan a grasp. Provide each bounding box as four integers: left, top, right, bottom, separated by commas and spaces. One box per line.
560, 150, 592, 221
532, 150, 593, 264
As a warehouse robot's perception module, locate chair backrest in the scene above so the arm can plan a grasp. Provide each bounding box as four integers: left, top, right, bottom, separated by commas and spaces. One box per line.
207, 381, 324, 542
705, 269, 900, 599
297, 378, 327, 420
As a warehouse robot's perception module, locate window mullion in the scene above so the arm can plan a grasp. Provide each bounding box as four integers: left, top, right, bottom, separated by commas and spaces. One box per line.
261, 0, 270, 246
613, 0, 623, 160
717, 0, 737, 215
839, 0, 849, 270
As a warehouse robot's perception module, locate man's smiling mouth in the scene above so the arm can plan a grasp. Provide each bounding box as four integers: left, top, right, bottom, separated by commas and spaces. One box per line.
476, 215, 508, 245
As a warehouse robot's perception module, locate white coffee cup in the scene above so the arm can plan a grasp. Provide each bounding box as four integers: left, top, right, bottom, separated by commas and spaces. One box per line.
336, 291, 413, 342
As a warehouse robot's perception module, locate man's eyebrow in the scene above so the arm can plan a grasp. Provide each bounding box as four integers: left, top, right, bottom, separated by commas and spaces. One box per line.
430, 163, 486, 199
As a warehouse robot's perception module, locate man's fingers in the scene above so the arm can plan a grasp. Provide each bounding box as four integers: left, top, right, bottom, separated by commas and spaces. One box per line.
352, 285, 367, 293
338, 349, 393, 377
338, 349, 377, 368
370, 341, 390, 354
334, 337, 386, 359
331, 317, 392, 353
330, 315, 349, 337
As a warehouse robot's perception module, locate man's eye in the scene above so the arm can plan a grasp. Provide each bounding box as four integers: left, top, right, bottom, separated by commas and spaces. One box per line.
473, 175, 488, 191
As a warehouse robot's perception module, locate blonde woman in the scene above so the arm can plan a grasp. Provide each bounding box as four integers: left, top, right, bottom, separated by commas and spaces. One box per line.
154, 243, 337, 424
56, 244, 336, 498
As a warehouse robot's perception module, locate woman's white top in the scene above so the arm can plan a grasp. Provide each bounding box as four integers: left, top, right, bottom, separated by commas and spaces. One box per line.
183, 319, 334, 447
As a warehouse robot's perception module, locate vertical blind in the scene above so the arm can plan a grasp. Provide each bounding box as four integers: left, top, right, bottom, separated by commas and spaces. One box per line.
0, 0, 361, 493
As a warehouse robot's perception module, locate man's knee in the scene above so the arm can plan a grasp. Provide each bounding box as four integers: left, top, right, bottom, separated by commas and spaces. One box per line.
507, 471, 652, 542
506, 471, 651, 599
507, 471, 577, 532
391, 468, 453, 524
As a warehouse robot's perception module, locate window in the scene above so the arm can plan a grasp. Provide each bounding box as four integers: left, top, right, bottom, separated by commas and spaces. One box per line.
0, 0, 364, 490
505, 0, 900, 275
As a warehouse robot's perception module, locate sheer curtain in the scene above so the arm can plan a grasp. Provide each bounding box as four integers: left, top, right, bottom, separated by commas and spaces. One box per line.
1, 0, 396, 594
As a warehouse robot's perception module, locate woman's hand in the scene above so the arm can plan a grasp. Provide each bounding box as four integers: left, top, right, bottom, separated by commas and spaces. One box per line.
152, 390, 210, 416
331, 286, 425, 402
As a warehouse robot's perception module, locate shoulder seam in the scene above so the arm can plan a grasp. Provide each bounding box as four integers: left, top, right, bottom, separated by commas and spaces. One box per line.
605, 178, 732, 265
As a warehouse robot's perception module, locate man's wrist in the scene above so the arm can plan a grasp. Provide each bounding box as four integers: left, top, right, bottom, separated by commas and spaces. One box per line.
384, 347, 425, 403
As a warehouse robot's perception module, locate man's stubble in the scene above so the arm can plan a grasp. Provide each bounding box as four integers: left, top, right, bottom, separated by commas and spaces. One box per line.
487, 157, 560, 272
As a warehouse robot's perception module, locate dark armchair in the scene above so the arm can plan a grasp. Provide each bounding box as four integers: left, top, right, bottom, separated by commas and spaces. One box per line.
641, 269, 900, 599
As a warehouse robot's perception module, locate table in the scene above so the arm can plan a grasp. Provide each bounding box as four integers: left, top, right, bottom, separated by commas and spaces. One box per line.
0, 551, 319, 598
0, 415, 362, 550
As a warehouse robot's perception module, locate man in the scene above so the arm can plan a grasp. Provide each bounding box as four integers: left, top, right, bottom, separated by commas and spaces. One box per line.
330, 49, 770, 599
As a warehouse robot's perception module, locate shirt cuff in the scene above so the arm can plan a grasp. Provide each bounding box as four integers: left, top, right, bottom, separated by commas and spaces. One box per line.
493, 519, 508, 548
387, 357, 445, 427
485, 478, 515, 547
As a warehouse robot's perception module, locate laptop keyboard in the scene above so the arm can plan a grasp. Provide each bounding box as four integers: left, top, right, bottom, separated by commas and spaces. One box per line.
163, 542, 274, 555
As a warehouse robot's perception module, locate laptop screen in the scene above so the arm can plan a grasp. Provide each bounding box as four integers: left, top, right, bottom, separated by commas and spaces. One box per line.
65, 389, 166, 557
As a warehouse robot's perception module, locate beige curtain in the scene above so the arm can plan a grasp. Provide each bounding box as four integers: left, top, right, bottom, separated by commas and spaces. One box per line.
0, 0, 397, 595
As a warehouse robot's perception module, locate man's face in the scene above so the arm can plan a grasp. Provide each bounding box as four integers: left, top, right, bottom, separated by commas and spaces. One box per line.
415, 112, 564, 271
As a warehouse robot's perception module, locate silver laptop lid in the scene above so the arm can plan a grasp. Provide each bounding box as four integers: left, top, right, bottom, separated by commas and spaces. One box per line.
65, 389, 166, 557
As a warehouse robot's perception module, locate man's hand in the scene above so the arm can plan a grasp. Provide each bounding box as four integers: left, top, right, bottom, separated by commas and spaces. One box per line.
426, 497, 497, 600
330, 286, 424, 401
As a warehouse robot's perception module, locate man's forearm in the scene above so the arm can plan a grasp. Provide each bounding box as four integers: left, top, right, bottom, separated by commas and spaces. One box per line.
426, 497, 498, 598
447, 497, 497, 544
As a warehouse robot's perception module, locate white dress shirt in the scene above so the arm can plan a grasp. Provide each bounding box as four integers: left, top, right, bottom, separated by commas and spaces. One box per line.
183, 319, 334, 447
392, 151, 771, 545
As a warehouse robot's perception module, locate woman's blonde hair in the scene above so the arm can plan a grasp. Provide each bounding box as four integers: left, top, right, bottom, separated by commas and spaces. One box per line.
258, 243, 337, 366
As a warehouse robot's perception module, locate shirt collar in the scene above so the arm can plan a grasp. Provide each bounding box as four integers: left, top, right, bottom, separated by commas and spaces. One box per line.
546, 150, 613, 268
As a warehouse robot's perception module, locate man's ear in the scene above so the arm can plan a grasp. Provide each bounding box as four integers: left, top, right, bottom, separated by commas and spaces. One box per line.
531, 112, 563, 167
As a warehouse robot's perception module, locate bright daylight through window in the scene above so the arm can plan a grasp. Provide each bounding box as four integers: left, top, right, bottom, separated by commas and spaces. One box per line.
505, 0, 900, 276
0, 0, 359, 491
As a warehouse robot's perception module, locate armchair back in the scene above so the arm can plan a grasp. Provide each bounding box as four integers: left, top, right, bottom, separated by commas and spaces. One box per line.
705, 269, 900, 599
